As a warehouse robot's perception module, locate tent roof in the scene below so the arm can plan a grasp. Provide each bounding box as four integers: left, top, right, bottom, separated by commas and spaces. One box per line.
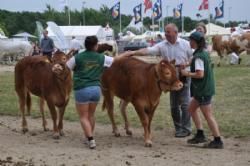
47, 26, 104, 37
13, 32, 37, 38
206, 23, 231, 36
186, 23, 231, 36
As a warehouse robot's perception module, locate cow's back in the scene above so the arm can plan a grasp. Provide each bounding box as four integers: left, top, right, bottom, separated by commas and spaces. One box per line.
15, 56, 55, 97
102, 57, 154, 101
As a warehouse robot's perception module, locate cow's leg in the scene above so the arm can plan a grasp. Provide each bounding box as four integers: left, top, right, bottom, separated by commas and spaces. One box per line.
39, 98, 48, 131
147, 106, 158, 141
26, 92, 31, 116
16, 89, 28, 133
103, 92, 120, 137
46, 100, 59, 139
120, 100, 132, 136
20, 96, 28, 133
133, 102, 151, 147
58, 106, 66, 136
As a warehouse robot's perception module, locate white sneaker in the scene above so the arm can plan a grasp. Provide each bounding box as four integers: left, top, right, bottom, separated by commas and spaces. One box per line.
89, 139, 96, 149
83, 139, 89, 145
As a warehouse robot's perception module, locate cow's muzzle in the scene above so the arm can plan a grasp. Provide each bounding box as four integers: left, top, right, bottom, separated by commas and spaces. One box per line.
171, 80, 183, 91
52, 63, 64, 75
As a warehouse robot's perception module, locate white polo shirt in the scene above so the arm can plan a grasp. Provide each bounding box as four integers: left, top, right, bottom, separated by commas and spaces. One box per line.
147, 38, 193, 65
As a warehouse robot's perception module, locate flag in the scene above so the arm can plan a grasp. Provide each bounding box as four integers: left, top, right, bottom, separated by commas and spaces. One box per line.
110, 2, 120, 20
36, 21, 44, 42
133, 4, 142, 24
144, 0, 152, 13
47, 21, 69, 50
59, 0, 68, 9
152, 0, 162, 21
173, 3, 183, 19
199, 0, 208, 10
215, 0, 224, 19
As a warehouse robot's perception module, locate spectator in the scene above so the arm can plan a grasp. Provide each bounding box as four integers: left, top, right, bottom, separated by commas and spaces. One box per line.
127, 23, 193, 138
40, 30, 55, 60
181, 31, 224, 149
70, 36, 82, 56
66, 35, 131, 149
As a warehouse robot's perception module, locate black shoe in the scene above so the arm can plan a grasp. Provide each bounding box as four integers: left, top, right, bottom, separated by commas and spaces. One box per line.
187, 135, 207, 144
238, 58, 242, 65
175, 131, 191, 138
204, 140, 224, 149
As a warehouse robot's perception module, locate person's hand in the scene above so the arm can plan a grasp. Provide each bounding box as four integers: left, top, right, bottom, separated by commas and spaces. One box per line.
121, 50, 136, 57
180, 70, 189, 77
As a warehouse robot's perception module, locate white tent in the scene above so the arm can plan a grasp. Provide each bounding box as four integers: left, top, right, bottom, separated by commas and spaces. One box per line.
206, 23, 231, 36
0, 28, 7, 39
186, 23, 231, 37
47, 25, 106, 48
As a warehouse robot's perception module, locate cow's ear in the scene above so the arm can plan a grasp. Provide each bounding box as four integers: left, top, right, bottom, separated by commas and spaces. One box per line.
170, 59, 176, 65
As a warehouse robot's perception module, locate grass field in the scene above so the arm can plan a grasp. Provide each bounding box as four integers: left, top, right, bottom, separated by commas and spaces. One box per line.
0, 55, 250, 138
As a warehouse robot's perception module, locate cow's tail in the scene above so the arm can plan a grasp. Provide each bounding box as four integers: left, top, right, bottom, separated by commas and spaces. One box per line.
102, 98, 107, 111
26, 92, 32, 115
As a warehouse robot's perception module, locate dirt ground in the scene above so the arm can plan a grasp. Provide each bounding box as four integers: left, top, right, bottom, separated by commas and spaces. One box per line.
0, 116, 249, 166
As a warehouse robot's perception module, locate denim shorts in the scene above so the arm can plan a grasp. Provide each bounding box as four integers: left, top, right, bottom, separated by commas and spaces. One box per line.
74, 86, 101, 104
194, 96, 212, 106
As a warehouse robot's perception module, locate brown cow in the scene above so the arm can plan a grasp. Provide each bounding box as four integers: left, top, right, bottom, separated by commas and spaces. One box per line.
212, 35, 246, 66
101, 57, 183, 147
15, 51, 72, 139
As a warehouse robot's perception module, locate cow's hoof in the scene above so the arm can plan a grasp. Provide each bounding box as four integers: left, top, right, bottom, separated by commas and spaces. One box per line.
59, 130, 65, 136
126, 130, 133, 136
53, 133, 60, 139
145, 141, 153, 147
44, 127, 49, 132
22, 128, 29, 133
113, 132, 121, 137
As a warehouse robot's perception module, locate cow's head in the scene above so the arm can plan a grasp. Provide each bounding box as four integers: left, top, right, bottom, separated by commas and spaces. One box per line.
97, 43, 115, 56
155, 59, 183, 92
51, 50, 69, 64
51, 51, 71, 79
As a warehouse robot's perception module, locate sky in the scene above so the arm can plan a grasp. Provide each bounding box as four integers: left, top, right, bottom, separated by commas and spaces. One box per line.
0, 0, 249, 23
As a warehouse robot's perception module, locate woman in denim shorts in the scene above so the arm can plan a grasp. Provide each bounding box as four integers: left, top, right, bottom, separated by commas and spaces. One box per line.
67, 36, 129, 149
181, 31, 224, 149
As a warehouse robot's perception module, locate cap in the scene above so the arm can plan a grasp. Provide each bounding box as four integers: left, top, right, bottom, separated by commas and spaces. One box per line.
189, 31, 204, 43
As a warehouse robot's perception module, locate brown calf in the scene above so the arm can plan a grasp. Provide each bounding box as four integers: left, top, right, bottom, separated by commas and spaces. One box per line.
15, 51, 72, 139
101, 57, 183, 147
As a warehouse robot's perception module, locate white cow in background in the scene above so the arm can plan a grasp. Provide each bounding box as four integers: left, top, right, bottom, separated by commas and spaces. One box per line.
0, 39, 33, 64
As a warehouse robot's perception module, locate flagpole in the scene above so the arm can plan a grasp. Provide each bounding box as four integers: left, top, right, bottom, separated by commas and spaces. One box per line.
208, 0, 210, 35
67, 0, 70, 25
120, 1, 122, 33
142, 3, 144, 34
181, 1, 184, 35
152, 0, 155, 32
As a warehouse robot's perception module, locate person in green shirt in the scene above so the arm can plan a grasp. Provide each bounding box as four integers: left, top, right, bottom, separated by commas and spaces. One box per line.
181, 31, 224, 149
66, 36, 130, 149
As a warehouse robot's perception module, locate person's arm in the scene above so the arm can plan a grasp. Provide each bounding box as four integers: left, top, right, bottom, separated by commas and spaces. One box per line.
181, 58, 204, 79
66, 56, 76, 70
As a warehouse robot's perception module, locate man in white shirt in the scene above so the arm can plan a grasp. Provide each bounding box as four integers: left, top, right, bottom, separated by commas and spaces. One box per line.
129, 23, 193, 137
70, 36, 82, 56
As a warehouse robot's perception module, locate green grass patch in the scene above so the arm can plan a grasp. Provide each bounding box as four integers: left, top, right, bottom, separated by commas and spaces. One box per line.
1, 55, 250, 137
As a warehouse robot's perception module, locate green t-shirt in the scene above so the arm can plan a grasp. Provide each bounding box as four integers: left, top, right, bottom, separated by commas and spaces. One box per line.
190, 49, 215, 97
73, 51, 105, 90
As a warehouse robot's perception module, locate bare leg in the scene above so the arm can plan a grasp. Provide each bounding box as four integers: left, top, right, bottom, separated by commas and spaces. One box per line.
200, 104, 221, 137
189, 98, 202, 130
89, 103, 98, 134
76, 103, 93, 138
